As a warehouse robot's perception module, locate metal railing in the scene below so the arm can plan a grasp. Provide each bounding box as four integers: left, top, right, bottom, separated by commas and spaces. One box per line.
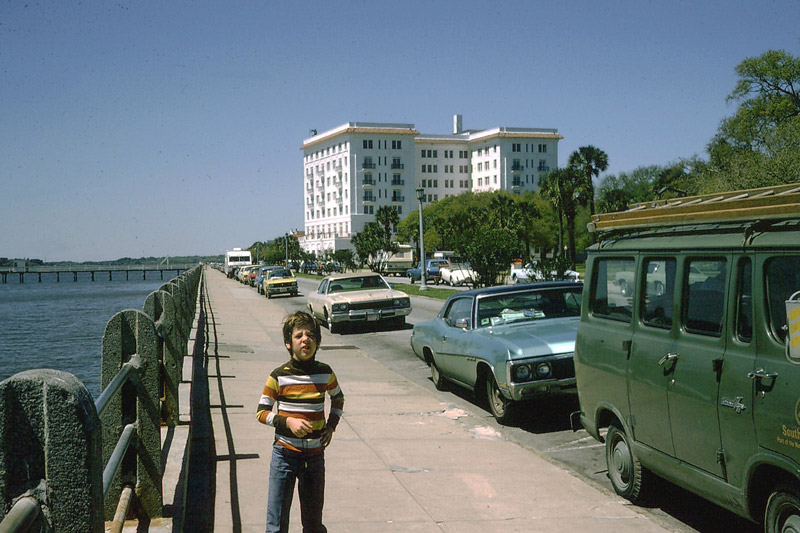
0, 266, 204, 531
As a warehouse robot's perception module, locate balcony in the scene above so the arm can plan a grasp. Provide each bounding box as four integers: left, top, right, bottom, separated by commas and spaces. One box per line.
512, 179, 522, 188
362, 161, 376, 169
538, 165, 550, 172
363, 195, 375, 202
362, 177, 375, 186
511, 163, 524, 172
391, 178, 404, 186
391, 162, 404, 169
391, 195, 404, 202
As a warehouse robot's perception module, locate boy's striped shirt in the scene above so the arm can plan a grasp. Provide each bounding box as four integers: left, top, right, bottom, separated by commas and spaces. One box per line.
257, 358, 344, 453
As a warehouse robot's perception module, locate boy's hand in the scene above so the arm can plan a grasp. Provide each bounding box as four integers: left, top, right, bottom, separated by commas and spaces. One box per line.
286, 417, 313, 438
320, 427, 334, 447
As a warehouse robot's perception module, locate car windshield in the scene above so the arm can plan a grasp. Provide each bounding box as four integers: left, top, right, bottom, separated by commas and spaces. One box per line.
327, 275, 389, 293
269, 269, 292, 278
476, 287, 582, 327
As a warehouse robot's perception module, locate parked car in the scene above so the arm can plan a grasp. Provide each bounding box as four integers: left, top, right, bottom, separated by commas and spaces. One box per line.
440, 263, 476, 286
411, 282, 582, 424
510, 261, 580, 284
406, 259, 450, 284
263, 267, 298, 298
575, 181, 800, 530
255, 265, 282, 294
307, 273, 411, 333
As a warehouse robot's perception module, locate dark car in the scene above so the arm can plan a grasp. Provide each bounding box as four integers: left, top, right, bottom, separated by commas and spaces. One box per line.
406, 259, 450, 284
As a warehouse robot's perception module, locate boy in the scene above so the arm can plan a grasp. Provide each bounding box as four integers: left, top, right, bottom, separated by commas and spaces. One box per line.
257, 311, 344, 533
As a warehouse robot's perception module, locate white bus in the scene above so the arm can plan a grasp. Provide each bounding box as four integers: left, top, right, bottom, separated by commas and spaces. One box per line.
224, 248, 252, 277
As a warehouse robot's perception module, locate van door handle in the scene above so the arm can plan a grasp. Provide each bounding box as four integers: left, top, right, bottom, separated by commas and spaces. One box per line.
658, 353, 679, 366
748, 369, 778, 380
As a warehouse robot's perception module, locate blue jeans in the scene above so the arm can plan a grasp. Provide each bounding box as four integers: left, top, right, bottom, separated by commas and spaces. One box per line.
266, 444, 327, 533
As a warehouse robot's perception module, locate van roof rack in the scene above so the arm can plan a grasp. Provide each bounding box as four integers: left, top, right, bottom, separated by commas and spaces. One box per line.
588, 182, 800, 234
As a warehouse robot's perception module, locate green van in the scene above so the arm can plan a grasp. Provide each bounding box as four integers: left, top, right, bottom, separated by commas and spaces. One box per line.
575, 182, 800, 532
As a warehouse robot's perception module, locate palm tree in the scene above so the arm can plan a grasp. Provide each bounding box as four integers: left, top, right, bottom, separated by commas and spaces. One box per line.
540, 168, 581, 262
568, 145, 609, 217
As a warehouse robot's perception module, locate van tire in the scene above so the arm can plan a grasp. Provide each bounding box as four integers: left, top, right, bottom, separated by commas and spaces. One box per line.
605, 423, 648, 503
765, 485, 800, 533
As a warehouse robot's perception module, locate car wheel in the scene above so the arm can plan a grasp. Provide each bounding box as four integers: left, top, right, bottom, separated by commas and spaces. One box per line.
654, 281, 665, 296
605, 423, 648, 504
619, 279, 629, 297
409, 275, 415, 284
511, 274, 518, 284
765, 485, 800, 533
430, 358, 447, 391
267, 292, 272, 299
485, 376, 513, 424
326, 310, 337, 334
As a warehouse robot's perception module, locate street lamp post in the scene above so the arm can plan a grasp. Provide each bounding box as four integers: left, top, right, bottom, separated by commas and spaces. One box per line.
285, 233, 289, 269
416, 187, 427, 291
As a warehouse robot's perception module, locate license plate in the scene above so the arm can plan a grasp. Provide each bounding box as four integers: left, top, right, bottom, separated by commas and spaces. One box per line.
367, 311, 381, 321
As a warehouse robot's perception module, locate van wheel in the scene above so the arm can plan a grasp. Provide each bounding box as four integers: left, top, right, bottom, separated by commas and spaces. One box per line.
606, 423, 648, 503
430, 358, 447, 391
765, 485, 800, 533
486, 376, 513, 424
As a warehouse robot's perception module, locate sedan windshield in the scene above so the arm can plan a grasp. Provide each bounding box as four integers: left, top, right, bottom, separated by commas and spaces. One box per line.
327, 275, 389, 293
476, 287, 582, 327
269, 269, 292, 278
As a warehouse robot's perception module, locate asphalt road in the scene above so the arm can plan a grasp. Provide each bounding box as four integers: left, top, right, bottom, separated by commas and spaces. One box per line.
263, 275, 757, 533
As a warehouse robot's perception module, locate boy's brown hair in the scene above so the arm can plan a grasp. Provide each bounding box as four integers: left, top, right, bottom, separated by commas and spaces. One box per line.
282, 311, 322, 352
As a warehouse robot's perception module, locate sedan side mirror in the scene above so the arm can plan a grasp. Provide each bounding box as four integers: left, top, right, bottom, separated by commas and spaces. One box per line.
454, 317, 470, 330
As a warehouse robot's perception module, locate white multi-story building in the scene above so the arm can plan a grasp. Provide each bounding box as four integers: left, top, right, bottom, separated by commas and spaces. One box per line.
300, 115, 561, 255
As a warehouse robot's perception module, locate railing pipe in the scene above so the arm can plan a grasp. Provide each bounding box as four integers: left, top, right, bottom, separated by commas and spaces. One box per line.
95, 355, 141, 417
0, 497, 40, 533
103, 423, 136, 497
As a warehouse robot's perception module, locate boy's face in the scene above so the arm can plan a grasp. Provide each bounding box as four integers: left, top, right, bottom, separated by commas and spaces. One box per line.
286, 326, 317, 362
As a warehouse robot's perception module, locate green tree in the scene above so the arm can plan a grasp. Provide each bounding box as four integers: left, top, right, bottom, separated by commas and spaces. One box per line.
702, 49, 800, 190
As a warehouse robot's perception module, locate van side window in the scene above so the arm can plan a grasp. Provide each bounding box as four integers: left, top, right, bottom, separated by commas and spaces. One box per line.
590, 258, 634, 323
765, 255, 800, 343
642, 258, 675, 329
684, 259, 726, 337
736, 258, 753, 343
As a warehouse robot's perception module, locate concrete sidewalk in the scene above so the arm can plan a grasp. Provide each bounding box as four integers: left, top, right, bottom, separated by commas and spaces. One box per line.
204, 268, 669, 532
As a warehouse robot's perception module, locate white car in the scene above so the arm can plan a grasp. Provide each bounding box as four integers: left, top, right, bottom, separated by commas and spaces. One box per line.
510, 261, 579, 284
440, 263, 476, 286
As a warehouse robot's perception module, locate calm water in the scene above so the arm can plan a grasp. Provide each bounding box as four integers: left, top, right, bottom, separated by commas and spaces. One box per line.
0, 272, 178, 397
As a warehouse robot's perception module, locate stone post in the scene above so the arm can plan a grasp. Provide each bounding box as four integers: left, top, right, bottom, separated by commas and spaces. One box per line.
143, 290, 180, 427
0, 370, 104, 532
101, 310, 162, 520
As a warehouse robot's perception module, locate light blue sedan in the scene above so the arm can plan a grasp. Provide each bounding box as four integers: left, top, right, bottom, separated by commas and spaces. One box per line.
410, 282, 582, 424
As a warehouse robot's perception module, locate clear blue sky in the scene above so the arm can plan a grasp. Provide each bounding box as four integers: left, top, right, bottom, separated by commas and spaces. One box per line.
2, 1, 798, 261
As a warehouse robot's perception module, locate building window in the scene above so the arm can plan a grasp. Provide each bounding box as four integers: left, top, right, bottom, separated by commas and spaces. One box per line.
538, 144, 547, 153
392, 140, 402, 149
512, 143, 521, 152
363, 139, 373, 149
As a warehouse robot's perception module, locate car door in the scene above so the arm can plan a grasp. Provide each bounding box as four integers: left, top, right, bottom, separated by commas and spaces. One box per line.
668, 257, 728, 477
752, 254, 800, 463
433, 296, 475, 385
717, 256, 758, 487
628, 257, 677, 456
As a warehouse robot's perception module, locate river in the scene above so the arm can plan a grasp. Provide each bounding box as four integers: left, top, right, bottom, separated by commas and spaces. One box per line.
0, 273, 178, 397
